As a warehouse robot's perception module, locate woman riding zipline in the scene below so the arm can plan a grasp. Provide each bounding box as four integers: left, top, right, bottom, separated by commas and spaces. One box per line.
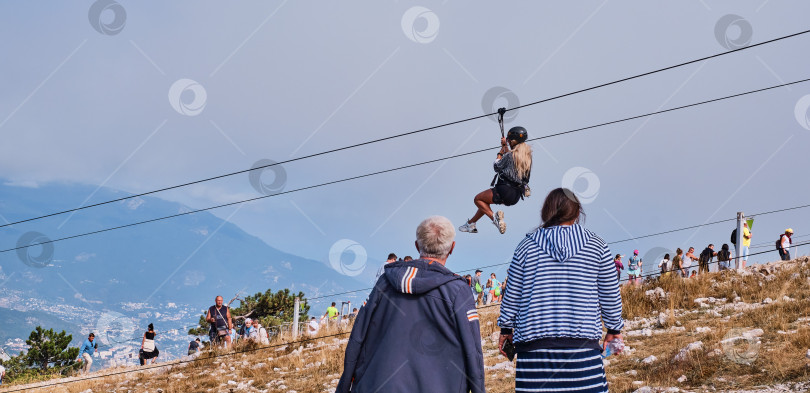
459, 125, 532, 234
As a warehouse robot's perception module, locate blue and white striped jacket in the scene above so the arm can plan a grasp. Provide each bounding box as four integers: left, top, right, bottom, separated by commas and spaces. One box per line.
497, 224, 624, 350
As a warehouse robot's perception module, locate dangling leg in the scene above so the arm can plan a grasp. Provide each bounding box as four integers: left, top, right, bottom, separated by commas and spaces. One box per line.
471, 189, 506, 234
471, 189, 495, 223
460, 189, 496, 233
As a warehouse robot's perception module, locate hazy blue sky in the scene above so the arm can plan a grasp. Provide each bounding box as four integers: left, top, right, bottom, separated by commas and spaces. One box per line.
2, 1, 809, 286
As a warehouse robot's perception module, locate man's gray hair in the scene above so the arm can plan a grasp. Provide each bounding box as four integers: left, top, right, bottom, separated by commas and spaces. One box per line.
416, 216, 456, 259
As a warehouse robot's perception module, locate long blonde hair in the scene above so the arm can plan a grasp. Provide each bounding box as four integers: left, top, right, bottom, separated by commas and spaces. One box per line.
512, 142, 532, 181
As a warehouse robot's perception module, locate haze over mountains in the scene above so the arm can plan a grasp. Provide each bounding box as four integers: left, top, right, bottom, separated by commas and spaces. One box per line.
0, 181, 377, 357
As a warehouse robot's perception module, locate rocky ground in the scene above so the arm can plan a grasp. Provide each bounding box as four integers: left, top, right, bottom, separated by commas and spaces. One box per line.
4, 258, 810, 393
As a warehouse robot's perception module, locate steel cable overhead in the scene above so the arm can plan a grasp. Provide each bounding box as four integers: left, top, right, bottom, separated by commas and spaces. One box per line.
299, 206, 810, 301
2, 77, 809, 255
3, 28, 810, 229
608, 203, 810, 244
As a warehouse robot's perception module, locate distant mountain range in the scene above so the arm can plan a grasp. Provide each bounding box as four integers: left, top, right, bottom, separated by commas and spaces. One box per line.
0, 308, 80, 351
0, 181, 376, 356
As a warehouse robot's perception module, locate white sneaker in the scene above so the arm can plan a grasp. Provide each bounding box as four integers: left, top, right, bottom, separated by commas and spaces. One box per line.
493, 211, 506, 234
459, 221, 478, 233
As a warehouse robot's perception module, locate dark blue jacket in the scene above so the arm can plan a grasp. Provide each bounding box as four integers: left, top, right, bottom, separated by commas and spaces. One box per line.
336, 259, 485, 393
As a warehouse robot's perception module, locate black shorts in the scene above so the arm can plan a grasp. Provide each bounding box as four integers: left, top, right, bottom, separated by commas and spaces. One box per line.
492, 183, 522, 206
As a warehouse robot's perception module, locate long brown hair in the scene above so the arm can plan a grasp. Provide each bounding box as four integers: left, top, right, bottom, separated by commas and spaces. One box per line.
541, 188, 585, 228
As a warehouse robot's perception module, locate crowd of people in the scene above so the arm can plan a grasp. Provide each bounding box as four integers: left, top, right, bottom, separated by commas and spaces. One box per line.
611, 224, 797, 284
71, 294, 282, 375
203, 295, 275, 350
204, 296, 281, 349
464, 270, 505, 306
614, 243, 741, 283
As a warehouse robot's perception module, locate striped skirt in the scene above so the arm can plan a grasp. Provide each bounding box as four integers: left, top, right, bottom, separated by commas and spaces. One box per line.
515, 348, 608, 393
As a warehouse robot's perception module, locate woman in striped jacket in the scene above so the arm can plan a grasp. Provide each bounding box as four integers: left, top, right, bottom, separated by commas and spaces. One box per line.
498, 187, 624, 393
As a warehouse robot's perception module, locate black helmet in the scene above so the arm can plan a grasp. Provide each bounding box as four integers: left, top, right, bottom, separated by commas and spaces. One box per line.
506, 126, 528, 143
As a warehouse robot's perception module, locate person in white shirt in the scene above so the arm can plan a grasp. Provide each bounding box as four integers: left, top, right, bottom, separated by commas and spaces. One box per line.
779, 228, 794, 261
682, 247, 697, 271
0, 364, 5, 385
374, 253, 398, 283
250, 319, 269, 345
658, 254, 671, 276
307, 317, 320, 336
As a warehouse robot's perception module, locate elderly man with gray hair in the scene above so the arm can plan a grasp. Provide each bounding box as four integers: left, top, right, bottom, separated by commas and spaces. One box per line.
336, 216, 485, 393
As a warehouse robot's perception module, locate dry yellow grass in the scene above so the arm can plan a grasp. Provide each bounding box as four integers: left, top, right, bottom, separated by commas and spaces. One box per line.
607, 257, 810, 392
5, 257, 810, 393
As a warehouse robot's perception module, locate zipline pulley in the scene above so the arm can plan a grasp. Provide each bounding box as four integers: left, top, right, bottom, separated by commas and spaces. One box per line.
497, 107, 506, 138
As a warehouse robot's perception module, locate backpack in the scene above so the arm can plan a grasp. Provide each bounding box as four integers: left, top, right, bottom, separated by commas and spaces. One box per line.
494, 285, 501, 297
775, 234, 784, 250
474, 282, 482, 293
143, 337, 155, 352
730, 229, 737, 245
699, 249, 712, 263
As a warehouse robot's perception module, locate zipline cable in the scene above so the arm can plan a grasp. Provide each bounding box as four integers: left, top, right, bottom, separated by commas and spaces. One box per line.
750, 233, 809, 249
608, 218, 736, 244
615, 203, 810, 245
3, 77, 809, 255
3, 28, 810, 229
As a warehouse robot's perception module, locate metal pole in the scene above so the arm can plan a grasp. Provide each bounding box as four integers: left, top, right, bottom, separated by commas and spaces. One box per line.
292, 297, 300, 339
735, 212, 744, 270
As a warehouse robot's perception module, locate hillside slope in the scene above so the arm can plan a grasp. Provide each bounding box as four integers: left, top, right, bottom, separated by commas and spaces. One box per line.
5, 257, 810, 393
